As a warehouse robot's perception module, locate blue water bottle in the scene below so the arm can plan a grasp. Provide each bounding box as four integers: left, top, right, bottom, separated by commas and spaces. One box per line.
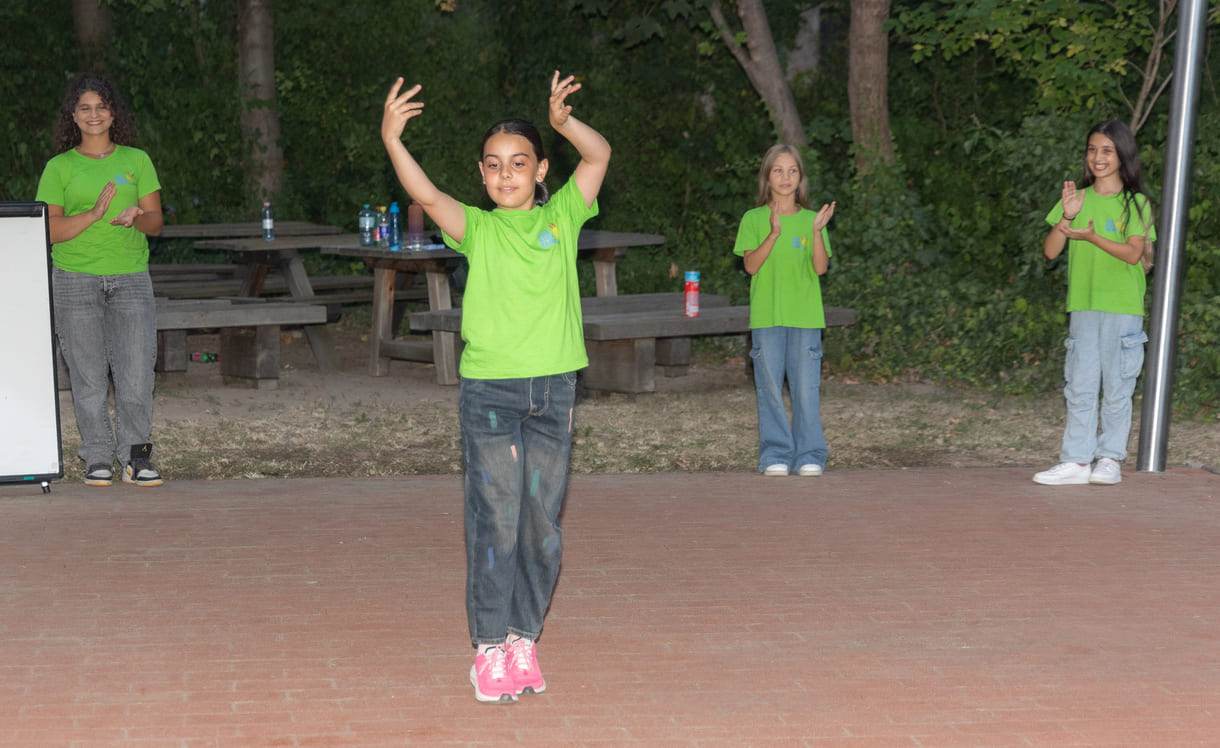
358, 204, 376, 246
388, 201, 402, 251
261, 201, 275, 241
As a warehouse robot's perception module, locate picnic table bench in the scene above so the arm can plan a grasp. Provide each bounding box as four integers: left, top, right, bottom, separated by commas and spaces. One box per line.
58, 297, 328, 392
410, 292, 854, 393
154, 298, 328, 389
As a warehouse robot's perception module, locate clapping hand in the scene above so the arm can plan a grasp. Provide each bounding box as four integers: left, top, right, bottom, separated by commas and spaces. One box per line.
813, 201, 836, 231
110, 205, 144, 227
1061, 180, 1083, 221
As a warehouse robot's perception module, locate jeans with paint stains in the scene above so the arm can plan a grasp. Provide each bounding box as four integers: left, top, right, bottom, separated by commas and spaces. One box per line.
459, 372, 577, 646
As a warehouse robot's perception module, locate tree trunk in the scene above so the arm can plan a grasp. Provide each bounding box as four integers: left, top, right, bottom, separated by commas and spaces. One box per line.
848, 0, 894, 176
237, 0, 283, 203
710, 0, 806, 147
73, 0, 113, 73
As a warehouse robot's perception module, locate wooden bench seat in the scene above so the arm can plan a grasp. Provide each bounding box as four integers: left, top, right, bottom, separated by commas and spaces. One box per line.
581, 305, 855, 393
408, 291, 855, 393
154, 298, 328, 389
152, 273, 375, 300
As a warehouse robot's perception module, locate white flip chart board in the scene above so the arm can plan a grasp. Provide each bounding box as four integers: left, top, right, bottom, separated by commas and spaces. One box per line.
0, 202, 63, 487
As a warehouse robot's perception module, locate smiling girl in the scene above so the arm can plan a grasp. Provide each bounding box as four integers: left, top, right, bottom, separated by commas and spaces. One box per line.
380, 71, 610, 703
36, 73, 164, 488
1034, 120, 1156, 486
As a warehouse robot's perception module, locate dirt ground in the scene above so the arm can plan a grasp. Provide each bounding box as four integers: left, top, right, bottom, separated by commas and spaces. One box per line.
55, 315, 1220, 482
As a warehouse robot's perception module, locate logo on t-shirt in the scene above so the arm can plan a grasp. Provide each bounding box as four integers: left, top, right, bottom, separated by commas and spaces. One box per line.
537, 223, 559, 248
792, 234, 809, 250
115, 171, 136, 186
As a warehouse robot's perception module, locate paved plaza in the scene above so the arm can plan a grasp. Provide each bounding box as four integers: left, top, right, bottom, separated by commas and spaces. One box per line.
0, 467, 1217, 746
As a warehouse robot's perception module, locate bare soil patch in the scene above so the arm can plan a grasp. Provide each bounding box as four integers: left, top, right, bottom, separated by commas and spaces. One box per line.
56, 315, 1220, 481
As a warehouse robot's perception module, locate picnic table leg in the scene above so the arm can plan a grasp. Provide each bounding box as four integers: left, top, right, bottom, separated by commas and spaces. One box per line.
591, 246, 624, 297
369, 266, 396, 376
276, 252, 340, 371
425, 262, 458, 385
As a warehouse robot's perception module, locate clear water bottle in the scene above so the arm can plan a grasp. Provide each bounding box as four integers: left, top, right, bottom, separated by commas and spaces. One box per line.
358, 204, 376, 246
261, 201, 275, 241
388, 201, 402, 251
377, 206, 389, 249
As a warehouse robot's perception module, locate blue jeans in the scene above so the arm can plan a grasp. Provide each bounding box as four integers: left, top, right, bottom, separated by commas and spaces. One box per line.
750, 326, 828, 472
53, 268, 157, 469
1060, 311, 1146, 464
459, 373, 577, 647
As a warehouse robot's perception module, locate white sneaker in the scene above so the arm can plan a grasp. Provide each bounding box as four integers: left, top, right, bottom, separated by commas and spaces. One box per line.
798, 464, 824, 477
1089, 457, 1122, 485
763, 464, 789, 477
1033, 462, 1091, 486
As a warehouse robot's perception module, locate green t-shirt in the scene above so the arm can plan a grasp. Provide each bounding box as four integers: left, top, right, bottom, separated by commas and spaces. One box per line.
443, 176, 598, 379
733, 205, 833, 329
1045, 187, 1154, 316
36, 146, 161, 275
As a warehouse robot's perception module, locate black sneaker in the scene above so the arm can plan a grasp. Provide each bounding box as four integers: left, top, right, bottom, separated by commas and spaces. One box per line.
122, 443, 164, 487
84, 464, 113, 487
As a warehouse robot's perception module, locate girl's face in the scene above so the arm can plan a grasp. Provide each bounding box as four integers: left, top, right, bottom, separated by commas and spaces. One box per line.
767, 154, 802, 201
479, 132, 548, 211
72, 90, 113, 138
1086, 133, 1120, 183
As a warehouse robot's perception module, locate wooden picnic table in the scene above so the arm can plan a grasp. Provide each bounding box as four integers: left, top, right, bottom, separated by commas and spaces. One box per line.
320, 229, 666, 383
158, 221, 342, 239
192, 232, 351, 370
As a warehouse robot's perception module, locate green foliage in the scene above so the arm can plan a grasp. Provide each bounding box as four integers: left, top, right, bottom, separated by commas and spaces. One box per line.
4, 0, 1220, 408
890, 0, 1173, 125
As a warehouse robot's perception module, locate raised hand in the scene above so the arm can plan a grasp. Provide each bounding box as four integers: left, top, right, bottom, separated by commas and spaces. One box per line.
382, 78, 424, 144
110, 205, 145, 227
813, 201, 836, 231
1061, 181, 1084, 220
549, 71, 582, 130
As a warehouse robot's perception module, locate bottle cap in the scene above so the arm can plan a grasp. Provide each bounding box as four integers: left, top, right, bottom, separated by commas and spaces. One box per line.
685, 270, 700, 282
390, 201, 400, 212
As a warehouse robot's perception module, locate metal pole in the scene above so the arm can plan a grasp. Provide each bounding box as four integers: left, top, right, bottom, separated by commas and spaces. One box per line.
1138, 0, 1208, 472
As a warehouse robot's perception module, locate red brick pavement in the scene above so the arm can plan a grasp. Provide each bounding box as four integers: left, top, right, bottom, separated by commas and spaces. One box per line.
0, 467, 1217, 746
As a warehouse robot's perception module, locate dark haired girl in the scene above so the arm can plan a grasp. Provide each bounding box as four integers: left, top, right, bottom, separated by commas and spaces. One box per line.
1034, 119, 1155, 486
381, 72, 610, 703
36, 73, 164, 487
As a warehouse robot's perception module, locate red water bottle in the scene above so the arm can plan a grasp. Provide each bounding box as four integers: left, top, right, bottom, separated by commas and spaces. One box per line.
684, 270, 700, 318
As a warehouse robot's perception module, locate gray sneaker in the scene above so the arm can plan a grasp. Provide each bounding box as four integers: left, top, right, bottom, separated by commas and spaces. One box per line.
122, 443, 164, 487
1089, 457, 1122, 485
84, 464, 113, 487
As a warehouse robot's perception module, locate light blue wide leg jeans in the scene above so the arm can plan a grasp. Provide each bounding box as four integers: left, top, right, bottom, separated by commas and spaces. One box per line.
750, 326, 829, 472
1060, 310, 1146, 464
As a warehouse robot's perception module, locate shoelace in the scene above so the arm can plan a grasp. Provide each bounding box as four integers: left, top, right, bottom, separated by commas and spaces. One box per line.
486, 645, 510, 680
508, 639, 534, 674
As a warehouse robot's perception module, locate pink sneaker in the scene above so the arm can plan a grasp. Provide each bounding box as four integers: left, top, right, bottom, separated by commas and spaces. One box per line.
507, 637, 546, 695
470, 645, 517, 703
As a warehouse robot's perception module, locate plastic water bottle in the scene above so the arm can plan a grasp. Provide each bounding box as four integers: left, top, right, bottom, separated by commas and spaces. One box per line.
684, 270, 700, 318
261, 201, 275, 241
358, 204, 377, 246
377, 206, 390, 249
388, 201, 403, 251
